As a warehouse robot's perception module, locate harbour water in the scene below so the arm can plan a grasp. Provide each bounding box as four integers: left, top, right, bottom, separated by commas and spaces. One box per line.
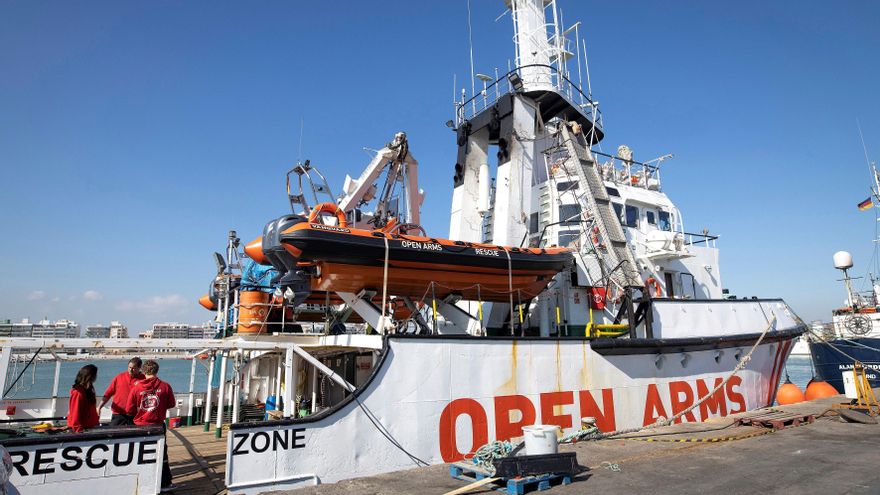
2, 358, 225, 400
782, 355, 813, 390
4, 355, 816, 400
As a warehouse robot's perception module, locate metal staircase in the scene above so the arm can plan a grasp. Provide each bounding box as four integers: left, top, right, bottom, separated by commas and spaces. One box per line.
558, 123, 642, 290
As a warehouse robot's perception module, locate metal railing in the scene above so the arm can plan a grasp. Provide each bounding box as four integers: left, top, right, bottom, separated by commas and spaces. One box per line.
454, 64, 603, 129
682, 231, 719, 248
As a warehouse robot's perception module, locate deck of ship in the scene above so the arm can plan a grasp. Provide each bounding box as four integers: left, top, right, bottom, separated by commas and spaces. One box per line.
166, 426, 227, 494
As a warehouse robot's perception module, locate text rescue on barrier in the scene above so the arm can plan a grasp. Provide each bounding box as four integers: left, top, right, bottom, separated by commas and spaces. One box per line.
9, 440, 161, 477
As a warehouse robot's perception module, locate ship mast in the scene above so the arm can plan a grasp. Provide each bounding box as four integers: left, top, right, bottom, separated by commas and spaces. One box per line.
449, 0, 644, 333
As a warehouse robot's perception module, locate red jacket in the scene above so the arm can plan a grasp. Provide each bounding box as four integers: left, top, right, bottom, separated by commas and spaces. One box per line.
125, 376, 175, 426
67, 385, 99, 432
103, 370, 145, 415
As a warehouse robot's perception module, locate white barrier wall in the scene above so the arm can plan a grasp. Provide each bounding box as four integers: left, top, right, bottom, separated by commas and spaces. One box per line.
2, 426, 165, 495
652, 299, 800, 338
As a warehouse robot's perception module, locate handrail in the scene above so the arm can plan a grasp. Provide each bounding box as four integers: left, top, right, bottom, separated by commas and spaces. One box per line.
681, 231, 719, 241
455, 64, 603, 128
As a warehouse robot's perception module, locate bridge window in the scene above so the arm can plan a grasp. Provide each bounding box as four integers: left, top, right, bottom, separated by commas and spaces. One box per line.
558, 231, 579, 247
559, 203, 581, 226
625, 205, 639, 228
658, 211, 671, 231
606, 187, 620, 197
557, 181, 579, 192
646, 211, 656, 225
612, 203, 624, 224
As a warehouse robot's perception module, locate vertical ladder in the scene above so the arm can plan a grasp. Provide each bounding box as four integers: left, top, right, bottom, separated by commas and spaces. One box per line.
558, 124, 642, 290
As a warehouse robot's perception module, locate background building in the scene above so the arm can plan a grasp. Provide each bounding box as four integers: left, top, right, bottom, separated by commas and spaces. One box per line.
150, 322, 216, 339
0, 318, 79, 338
85, 321, 129, 339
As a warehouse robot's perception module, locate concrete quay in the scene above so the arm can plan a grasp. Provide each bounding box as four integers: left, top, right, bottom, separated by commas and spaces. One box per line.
275, 394, 880, 495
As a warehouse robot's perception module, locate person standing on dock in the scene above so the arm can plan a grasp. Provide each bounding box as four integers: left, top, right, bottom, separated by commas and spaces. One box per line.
126, 360, 176, 491
98, 357, 144, 426
67, 364, 100, 432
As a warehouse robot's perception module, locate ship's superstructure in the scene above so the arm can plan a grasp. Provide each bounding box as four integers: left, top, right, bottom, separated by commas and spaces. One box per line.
448, 0, 721, 338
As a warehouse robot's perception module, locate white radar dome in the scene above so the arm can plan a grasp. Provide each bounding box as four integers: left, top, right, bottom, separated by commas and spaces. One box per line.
833, 251, 853, 270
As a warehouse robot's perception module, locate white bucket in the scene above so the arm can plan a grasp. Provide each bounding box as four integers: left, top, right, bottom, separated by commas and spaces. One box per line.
521, 424, 560, 455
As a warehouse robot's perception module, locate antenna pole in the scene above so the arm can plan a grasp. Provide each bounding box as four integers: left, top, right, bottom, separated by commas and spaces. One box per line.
582, 38, 593, 99
467, 0, 476, 114
843, 267, 857, 309
298, 118, 305, 163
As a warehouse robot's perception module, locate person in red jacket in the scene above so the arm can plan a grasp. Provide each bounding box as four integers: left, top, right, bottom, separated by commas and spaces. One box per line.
98, 357, 144, 426
126, 360, 175, 490
67, 364, 100, 432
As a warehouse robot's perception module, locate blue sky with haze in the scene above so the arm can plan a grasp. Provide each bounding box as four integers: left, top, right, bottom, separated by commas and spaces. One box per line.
1, 1, 879, 332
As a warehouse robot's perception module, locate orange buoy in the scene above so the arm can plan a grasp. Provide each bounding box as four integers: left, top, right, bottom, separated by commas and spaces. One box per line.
804, 379, 838, 400
776, 380, 806, 405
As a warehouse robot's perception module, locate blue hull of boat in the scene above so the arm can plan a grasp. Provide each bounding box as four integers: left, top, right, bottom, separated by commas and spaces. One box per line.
809, 338, 880, 393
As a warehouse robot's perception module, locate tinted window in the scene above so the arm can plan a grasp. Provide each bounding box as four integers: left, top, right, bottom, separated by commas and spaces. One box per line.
612, 203, 624, 224
646, 211, 656, 225
658, 211, 671, 231
558, 231, 580, 247
625, 205, 639, 228
559, 204, 581, 225
557, 181, 579, 192
529, 212, 539, 233
606, 187, 620, 197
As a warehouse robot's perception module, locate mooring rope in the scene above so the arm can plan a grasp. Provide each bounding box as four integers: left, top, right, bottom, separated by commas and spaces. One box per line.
592, 315, 778, 440
466, 440, 515, 475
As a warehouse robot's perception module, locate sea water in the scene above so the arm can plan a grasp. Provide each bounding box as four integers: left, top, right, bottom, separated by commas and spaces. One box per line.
3, 355, 817, 400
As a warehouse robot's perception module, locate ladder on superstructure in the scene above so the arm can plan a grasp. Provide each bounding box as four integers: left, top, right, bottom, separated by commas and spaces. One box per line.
557, 123, 642, 291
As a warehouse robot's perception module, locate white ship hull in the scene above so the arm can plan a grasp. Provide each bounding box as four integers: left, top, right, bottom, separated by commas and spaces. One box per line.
226, 324, 800, 493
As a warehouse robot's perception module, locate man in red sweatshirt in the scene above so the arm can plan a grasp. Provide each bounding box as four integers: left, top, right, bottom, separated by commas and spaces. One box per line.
126, 359, 175, 491
98, 357, 144, 426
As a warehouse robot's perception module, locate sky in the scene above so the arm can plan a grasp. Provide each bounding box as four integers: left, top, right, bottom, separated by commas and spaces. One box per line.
1, 1, 879, 332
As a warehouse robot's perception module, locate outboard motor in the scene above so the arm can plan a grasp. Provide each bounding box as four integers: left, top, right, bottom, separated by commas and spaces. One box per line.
261, 214, 311, 306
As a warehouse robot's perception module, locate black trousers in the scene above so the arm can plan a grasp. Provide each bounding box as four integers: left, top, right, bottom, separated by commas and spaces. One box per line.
109, 414, 134, 426
161, 426, 173, 488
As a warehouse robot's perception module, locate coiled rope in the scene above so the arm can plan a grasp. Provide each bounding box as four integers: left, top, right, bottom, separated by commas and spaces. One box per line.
467, 440, 515, 475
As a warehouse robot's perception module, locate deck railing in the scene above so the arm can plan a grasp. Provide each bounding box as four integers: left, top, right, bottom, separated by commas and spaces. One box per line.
454, 64, 603, 130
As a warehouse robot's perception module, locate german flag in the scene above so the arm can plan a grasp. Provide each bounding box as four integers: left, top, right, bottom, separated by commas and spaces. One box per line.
859, 197, 873, 211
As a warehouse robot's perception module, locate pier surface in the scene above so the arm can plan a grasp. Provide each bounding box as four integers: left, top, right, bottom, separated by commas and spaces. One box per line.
274, 395, 880, 495
166, 426, 227, 494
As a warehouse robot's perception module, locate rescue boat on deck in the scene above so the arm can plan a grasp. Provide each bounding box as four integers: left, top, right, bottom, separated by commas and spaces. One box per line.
245, 205, 573, 306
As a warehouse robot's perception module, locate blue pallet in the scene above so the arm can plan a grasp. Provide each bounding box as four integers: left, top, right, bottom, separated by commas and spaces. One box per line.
449, 463, 572, 495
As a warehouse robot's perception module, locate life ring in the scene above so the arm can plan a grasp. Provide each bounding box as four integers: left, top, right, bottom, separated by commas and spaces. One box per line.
646, 277, 662, 298
308, 202, 348, 228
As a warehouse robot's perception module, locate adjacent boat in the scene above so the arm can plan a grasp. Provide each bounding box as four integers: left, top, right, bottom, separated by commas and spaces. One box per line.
810, 246, 880, 393
247, 211, 572, 304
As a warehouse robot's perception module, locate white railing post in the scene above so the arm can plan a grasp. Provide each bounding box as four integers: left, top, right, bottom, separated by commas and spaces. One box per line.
203, 352, 215, 431
187, 356, 197, 426
214, 351, 228, 437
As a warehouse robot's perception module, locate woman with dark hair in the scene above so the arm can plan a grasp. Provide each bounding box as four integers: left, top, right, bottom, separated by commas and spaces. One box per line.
67, 364, 100, 432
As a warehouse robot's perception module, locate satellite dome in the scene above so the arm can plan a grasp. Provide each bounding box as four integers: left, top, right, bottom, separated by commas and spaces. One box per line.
833, 251, 853, 270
